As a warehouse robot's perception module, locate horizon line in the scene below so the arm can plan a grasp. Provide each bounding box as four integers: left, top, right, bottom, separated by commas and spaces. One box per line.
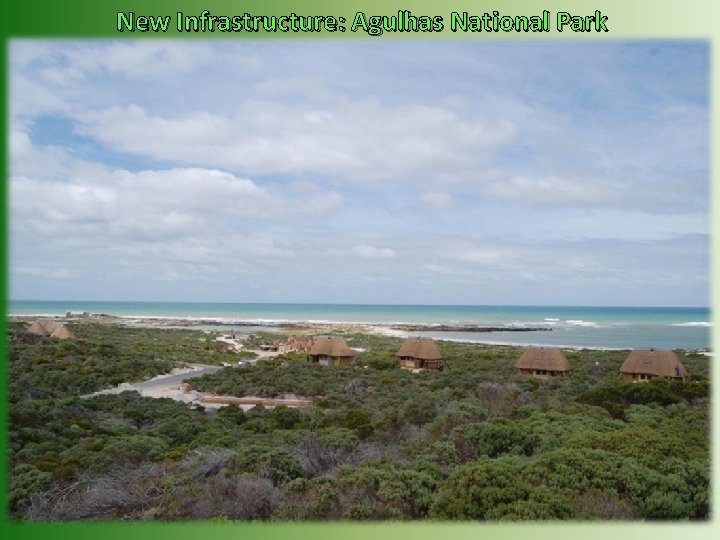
8, 299, 711, 310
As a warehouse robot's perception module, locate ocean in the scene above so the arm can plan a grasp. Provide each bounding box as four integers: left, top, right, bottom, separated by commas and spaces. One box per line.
9, 301, 711, 350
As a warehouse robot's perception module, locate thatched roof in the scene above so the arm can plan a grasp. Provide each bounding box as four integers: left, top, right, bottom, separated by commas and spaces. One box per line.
308, 337, 355, 357
515, 347, 570, 371
620, 350, 688, 378
27, 319, 74, 339
396, 338, 443, 360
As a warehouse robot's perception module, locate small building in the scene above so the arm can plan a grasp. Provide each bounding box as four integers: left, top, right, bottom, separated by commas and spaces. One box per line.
259, 341, 279, 352
620, 349, 688, 382
515, 347, 570, 378
396, 338, 444, 370
27, 319, 73, 339
308, 337, 355, 366
279, 336, 315, 353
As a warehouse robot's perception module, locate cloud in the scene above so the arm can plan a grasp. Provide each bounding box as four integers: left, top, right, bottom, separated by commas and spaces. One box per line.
456, 248, 508, 265
486, 175, 623, 206
11, 42, 708, 212
420, 191, 455, 209
14, 41, 216, 80
68, 100, 515, 183
10, 129, 345, 237
8, 41, 708, 305
11, 73, 70, 119
15, 266, 76, 280
351, 245, 396, 259
12, 167, 265, 237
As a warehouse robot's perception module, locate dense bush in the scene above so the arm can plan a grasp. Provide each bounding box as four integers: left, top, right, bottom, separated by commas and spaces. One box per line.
8, 322, 710, 521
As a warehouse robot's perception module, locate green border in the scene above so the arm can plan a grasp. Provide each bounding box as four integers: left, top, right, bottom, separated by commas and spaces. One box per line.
2, 0, 717, 539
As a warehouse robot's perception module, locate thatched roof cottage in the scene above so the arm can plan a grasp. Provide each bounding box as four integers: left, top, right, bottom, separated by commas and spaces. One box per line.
515, 347, 570, 378
308, 337, 355, 366
396, 338, 444, 370
620, 349, 688, 382
27, 319, 73, 339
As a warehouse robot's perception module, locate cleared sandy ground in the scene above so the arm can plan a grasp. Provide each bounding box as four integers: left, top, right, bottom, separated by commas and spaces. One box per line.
86, 362, 311, 410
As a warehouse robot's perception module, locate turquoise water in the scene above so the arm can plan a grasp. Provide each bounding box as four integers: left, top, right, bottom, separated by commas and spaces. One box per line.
9, 301, 711, 350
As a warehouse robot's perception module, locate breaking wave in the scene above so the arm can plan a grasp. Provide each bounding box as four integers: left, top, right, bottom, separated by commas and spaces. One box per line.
565, 320, 599, 328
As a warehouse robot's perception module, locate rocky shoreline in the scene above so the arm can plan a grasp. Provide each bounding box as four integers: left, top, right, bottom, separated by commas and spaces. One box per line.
11, 313, 552, 334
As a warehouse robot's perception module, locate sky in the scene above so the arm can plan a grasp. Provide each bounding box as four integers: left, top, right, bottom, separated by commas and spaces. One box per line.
9, 40, 709, 306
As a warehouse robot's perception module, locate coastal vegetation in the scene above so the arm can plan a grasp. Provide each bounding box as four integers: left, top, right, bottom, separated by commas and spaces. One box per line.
8, 321, 710, 521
